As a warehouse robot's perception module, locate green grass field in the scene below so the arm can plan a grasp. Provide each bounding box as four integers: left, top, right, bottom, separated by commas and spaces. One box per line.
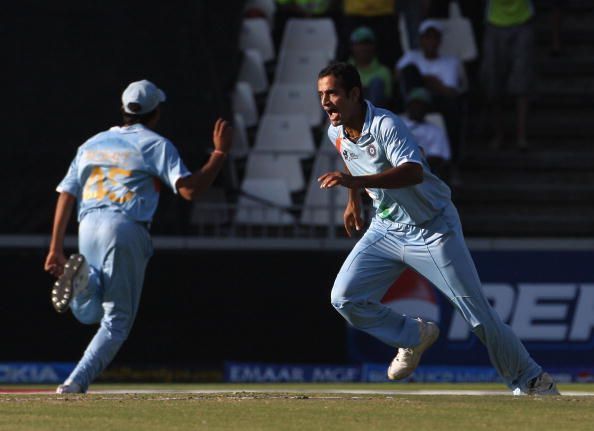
2, 383, 594, 431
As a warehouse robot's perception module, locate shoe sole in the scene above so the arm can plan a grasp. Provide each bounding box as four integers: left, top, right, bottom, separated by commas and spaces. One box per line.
51, 254, 85, 314
388, 323, 440, 380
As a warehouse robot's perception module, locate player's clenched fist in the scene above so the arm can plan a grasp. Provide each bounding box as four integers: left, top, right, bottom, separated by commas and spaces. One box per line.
44, 251, 67, 278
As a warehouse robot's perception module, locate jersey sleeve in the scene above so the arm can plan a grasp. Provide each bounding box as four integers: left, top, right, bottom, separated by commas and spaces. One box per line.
378, 115, 424, 167
56, 151, 81, 196
142, 139, 192, 194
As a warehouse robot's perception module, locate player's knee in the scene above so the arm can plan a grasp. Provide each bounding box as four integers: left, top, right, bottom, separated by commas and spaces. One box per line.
331, 299, 373, 329
71, 306, 103, 325
101, 317, 132, 343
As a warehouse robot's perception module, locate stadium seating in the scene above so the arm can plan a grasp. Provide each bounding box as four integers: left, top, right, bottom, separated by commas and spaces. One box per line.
235, 178, 295, 225
398, 3, 477, 63
231, 113, 250, 159
190, 187, 229, 226
239, 18, 275, 62
244, 153, 305, 192
275, 50, 331, 85
301, 150, 348, 226
232, 81, 259, 127
264, 83, 323, 127
254, 114, 316, 159
279, 18, 337, 59
243, 0, 276, 28
239, 49, 269, 94
437, 3, 478, 62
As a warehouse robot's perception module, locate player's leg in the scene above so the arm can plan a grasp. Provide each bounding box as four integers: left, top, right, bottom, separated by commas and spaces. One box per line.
331, 219, 421, 348
59, 213, 152, 393
404, 204, 544, 392
59, 212, 107, 324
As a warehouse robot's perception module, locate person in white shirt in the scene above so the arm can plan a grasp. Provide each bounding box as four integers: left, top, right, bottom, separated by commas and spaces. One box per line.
395, 20, 466, 162
401, 87, 451, 180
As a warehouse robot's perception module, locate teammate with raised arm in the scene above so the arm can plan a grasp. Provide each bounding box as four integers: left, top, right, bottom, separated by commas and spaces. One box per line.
316, 63, 558, 395
44, 80, 232, 393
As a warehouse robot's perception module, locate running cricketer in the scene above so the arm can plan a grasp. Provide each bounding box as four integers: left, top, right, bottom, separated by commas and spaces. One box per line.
44, 80, 232, 393
316, 63, 558, 395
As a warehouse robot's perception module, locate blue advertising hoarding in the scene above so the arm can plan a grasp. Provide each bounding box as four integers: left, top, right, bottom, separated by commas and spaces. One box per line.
347, 250, 594, 371
0, 363, 75, 384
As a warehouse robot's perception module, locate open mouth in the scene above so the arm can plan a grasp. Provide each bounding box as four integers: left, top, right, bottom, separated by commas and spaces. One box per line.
325, 107, 340, 123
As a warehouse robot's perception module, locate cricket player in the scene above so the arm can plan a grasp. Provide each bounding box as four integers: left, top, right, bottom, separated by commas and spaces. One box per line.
316, 63, 558, 395
44, 80, 232, 393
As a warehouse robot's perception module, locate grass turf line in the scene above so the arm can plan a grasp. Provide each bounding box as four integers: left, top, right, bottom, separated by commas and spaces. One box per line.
1, 384, 594, 431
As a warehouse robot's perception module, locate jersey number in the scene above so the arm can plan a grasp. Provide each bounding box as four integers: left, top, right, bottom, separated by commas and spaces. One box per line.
82, 167, 134, 203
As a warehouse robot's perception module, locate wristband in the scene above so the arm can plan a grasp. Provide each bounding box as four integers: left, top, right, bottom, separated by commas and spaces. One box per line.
212, 149, 227, 158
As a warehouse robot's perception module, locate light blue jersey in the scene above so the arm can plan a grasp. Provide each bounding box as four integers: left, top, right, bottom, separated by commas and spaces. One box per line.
57, 124, 191, 222
328, 103, 542, 393
327, 101, 451, 226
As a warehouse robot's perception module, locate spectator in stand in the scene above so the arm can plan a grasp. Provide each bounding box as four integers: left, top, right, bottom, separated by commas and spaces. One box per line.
396, 19, 466, 160
340, 0, 400, 68
349, 26, 393, 108
402, 87, 451, 180
481, 0, 535, 150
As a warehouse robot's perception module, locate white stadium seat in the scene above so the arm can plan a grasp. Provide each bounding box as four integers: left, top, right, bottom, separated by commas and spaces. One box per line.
245, 153, 305, 192
437, 3, 478, 62
301, 149, 348, 226
232, 81, 258, 127
398, 3, 477, 62
275, 50, 331, 85
265, 83, 323, 127
231, 113, 250, 159
254, 114, 315, 159
239, 18, 275, 62
280, 18, 337, 59
235, 178, 294, 225
243, 0, 276, 28
238, 49, 269, 94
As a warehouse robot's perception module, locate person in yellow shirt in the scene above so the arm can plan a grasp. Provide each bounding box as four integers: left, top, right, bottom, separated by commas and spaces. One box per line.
340, 0, 400, 68
349, 26, 393, 108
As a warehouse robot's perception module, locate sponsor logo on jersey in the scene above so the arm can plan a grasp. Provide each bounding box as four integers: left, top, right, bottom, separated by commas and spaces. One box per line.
342, 149, 358, 161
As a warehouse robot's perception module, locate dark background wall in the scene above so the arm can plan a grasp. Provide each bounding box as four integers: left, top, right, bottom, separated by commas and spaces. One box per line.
4, 249, 348, 368
1, 1, 244, 233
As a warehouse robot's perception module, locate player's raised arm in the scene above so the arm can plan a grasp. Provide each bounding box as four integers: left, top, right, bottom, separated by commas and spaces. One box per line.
44, 192, 77, 277
176, 118, 232, 201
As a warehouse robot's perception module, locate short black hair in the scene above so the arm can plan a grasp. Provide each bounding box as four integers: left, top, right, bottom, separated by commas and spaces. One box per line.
121, 103, 159, 126
318, 62, 364, 104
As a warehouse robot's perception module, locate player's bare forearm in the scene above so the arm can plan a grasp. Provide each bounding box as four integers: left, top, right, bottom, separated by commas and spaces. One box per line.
176, 152, 227, 201
45, 192, 76, 277
319, 162, 423, 190
343, 164, 362, 206
49, 192, 76, 253
177, 118, 232, 201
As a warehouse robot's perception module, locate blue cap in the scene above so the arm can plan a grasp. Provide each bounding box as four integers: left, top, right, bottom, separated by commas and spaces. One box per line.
350, 26, 375, 44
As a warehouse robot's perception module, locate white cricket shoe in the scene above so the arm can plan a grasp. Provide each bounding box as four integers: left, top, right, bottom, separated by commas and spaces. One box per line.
56, 382, 84, 394
388, 318, 440, 380
526, 372, 560, 396
51, 254, 89, 313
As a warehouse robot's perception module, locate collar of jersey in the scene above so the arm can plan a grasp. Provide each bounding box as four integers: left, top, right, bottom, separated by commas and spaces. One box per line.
110, 124, 146, 134
340, 100, 374, 142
